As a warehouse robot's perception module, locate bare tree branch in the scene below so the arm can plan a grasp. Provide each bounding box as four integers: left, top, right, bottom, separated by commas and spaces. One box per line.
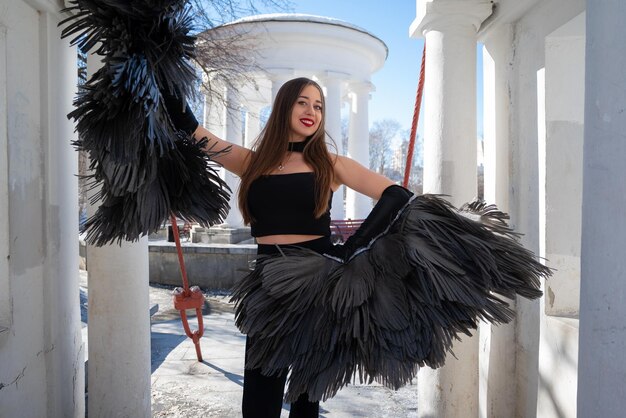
189, 0, 292, 111
369, 119, 401, 174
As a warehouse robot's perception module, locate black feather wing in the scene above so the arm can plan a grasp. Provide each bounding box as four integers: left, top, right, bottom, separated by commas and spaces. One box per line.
231, 195, 550, 402
60, 0, 230, 245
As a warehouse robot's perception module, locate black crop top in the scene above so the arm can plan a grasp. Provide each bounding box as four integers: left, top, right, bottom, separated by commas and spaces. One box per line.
247, 172, 332, 237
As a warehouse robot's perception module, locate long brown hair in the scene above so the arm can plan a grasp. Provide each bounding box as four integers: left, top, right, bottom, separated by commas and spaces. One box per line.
238, 77, 335, 224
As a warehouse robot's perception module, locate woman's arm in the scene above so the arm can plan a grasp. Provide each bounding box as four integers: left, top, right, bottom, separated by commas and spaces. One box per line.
333, 155, 396, 199
192, 125, 252, 177
161, 91, 252, 176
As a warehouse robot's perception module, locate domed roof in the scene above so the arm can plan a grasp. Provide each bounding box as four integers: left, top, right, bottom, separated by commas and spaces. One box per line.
223, 13, 388, 58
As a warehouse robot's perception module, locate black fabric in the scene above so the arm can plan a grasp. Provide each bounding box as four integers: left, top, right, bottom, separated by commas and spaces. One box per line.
326, 185, 413, 261
243, 346, 320, 418
287, 137, 312, 152
242, 361, 287, 418
248, 173, 331, 237
257, 236, 332, 256
232, 194, 551, 402
161, 89, 200, 135
242, 238, 330, 417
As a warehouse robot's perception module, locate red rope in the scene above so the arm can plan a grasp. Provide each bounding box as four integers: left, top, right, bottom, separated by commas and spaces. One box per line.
170, 214, 204, 362
403, 43, 427, 189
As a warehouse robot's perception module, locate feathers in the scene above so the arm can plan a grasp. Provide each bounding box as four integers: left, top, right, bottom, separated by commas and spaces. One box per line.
231, 195, 551, 402
60, 0, 230, 245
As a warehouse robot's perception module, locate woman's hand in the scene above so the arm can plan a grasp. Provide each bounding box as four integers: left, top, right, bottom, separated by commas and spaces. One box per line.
161, 88, 251, 176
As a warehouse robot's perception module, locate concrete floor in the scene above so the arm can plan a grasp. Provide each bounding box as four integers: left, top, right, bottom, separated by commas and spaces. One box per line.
149, 287, 419, 418
81, 270, 419, 417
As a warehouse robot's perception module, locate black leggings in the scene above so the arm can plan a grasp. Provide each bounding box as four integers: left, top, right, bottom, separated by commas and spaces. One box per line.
242, 237, 331, 418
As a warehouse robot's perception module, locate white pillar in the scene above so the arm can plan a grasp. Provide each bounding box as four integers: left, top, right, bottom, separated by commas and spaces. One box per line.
578, 1, 626, 416
244, 103, 262, 149
346, 81, 373, 219
410, 1, 492, 417
270, 72, 294, 104
86, 55, 151, 418
323, 75, 345, 220
223, 85, 244, 227
41, 11, 85, 417
479, 25, 516, 418
0, 21, 9, 341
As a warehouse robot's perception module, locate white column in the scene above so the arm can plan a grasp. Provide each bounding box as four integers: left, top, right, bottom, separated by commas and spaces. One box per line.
479, 25, 516, 418
0, 21, 9, 340
346, 81, 373, 219
270, 72, 294, 104
205, 93, 224, 138
578, 1, 626, 416
40, 11, 85, 417
244, 103, 262, 149
223, 85, 244, 227
323, 75, 345, 220
410, 1, 492, 417
86, 55, 151, 417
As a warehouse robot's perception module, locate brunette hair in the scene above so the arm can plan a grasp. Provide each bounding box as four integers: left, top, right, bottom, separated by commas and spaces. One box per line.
238, 77, 335, 224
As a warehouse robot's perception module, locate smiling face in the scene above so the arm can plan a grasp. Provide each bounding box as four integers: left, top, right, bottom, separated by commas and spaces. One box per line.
289, 84, 324, 142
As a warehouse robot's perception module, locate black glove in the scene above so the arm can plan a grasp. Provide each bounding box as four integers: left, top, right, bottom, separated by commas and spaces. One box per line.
326, 185, 413, 262
161, 88, 199, 135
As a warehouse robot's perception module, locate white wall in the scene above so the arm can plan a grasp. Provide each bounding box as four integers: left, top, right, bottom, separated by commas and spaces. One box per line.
0, 17, 10, 342
485, 0, 584, 416
0, 1, 84, 416
578, 0, 626, 415
542, 13, 585, 318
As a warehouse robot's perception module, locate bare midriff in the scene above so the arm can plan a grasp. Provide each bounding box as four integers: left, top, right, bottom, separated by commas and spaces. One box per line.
255, 234, 325, 245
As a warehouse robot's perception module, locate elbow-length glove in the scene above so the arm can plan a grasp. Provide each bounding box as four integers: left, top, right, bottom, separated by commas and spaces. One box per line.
161, 88, 200, 135
326, 184, 413, 261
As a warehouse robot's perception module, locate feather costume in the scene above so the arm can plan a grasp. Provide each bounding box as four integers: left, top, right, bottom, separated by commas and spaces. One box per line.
232, 195, 550, 402
60, 0, 230, 245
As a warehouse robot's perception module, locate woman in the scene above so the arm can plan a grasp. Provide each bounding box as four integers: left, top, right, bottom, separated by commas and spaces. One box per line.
61, 3, 548, 414
169, 77, 405, 417
167, 76, 549, 418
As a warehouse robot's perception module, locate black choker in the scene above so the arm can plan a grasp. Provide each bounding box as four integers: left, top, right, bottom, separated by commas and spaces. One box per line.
288, 137, 311, 152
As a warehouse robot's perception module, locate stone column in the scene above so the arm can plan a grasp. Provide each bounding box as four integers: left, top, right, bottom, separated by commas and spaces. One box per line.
223, 85, 244, 227
244, 102, 263, 149
479, 25, 516, 418
346, 81, 373, 219
409, 1, 492, 417
578, 1, 626, 416
41, 11, 85, 417
270, 72, 294, 104
204, 78, 225, 138
86, 55, 151, 418
323, 74, 345, 220
0, 22, 9, 341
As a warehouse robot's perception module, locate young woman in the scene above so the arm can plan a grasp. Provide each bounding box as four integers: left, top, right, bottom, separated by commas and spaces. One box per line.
170, 77, 403, 417
166, 76, 548, 418
61, 5, 548, 416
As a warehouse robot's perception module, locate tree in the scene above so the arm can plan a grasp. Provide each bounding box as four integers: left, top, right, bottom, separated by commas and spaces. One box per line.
341, 117, 349, 156
369, 119, 401, 174
190, 0, 290, 111
397, 129, 424, 194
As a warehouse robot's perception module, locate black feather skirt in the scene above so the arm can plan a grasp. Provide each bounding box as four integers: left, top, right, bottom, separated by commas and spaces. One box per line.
60, 0, 230, 245
231, 195, 550, 402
